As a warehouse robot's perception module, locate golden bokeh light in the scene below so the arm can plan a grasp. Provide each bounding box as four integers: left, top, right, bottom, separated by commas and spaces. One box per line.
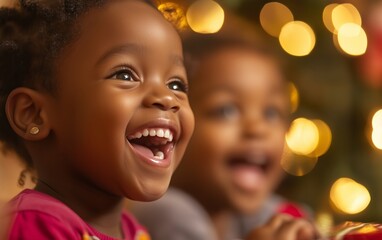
368, 109, 382, 150
259, 2, 294, 37
371, 128, 382, 150
286, 118, 319, 155
332, 33, 345, 55
289, 82, 299, 113
186, 0, 225, 34
337, 23, 367, 56
322, 3, 338, 33
279, 21, 316, 57
331, 3, 362, 33
315, 212, 334, 237
158, 2, 188, 30
371, 109, 382, 129
308, 119, 332, 157
330, 178, 371, 214
281, 147, 318, 176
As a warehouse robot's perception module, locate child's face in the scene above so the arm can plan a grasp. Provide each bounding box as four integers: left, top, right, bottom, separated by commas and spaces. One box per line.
46, 1, 194, 200
182, 48, 289, 213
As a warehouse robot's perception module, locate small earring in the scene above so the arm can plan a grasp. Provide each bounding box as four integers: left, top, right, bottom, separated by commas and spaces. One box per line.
29, 126, 40, 135
18, 169, 27, 187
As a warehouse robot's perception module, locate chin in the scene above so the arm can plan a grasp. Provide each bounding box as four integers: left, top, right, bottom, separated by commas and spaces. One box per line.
139, 182, 170, 201
232, 197, 263, 214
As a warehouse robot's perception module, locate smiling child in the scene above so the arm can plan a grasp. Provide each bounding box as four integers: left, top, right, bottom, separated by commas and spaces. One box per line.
0, 0, 194, 239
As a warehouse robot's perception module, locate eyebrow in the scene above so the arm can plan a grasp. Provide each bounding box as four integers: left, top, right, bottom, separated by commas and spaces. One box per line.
97, 43, 184, 67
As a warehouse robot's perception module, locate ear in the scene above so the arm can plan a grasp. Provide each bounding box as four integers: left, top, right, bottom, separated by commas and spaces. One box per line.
6, 87, 51, 141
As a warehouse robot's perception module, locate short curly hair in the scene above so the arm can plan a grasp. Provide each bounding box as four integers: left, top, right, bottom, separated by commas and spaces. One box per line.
0, 0, 155, 166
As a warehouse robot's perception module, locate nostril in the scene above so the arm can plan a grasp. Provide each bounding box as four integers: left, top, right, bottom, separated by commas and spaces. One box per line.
152, 102, 179, 112
152, 102, 166, 110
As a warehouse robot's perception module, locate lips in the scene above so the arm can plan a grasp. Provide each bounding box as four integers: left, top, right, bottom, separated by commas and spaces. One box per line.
127, 126, 176, 166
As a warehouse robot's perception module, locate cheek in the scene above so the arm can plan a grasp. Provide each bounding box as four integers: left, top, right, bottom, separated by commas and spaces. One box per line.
190, 121, 237, 161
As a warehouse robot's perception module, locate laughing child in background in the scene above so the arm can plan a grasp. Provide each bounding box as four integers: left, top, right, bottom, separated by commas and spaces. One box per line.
131, 34, 318, 240
0, 0, 194, 239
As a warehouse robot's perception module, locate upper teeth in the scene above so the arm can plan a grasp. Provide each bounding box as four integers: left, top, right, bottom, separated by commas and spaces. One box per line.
128, 128, 173, 142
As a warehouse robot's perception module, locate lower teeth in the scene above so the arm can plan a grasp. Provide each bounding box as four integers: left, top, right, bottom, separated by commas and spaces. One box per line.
154, 151, 164, 160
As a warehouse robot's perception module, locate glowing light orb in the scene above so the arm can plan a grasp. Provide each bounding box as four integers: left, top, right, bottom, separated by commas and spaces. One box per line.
279, 21, 316, 56
286, 118, 319, 155
332, 3, 362, 32
281, 149, 318, 176
330, 178, 371, 214
186, 0, 225, 34
337, 23, 367, 56
372, 128, 382, 150
260, 2, 294, 37
289, 82, 299, 113
322, 4, 339, 33
372, 109, 382, 129
308, 120, 332, 157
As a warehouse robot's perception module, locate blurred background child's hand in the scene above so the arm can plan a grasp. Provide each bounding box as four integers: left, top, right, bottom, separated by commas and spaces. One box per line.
245, 214, 319, 240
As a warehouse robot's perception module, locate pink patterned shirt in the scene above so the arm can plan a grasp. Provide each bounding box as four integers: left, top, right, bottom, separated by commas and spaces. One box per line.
5, 189, 150, 240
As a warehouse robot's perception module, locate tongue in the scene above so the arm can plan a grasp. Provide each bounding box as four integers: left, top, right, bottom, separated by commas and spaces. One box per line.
230, 165, 265, 192
131, 143, 154, 158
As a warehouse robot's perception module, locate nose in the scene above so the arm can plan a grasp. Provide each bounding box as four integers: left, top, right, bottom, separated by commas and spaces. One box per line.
242, 111, 268, 139
143, 84, 180, 112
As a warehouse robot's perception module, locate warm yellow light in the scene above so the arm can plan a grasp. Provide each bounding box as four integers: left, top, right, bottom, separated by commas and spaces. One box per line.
332, 33, 345, 55
308, 119, 332, 157
286, 118, 319, 155
289, 82, 299, 113
279, 21, 316, 57
322, 4, 338, 33
281, 149, 318, 176
158, 2, 188, 30
337, 23, 367, 56
330, 178, 371, 214
368, 109, 382, 150
259, 2, 294, 37
186, 0, 225, 34
372, 109, 382, 130
372, 128, 382, 150
315, 212, 334, 237
332, 3, 362, 32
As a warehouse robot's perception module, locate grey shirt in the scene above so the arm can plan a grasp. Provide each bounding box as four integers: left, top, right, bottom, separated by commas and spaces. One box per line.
130, 187, 305, 240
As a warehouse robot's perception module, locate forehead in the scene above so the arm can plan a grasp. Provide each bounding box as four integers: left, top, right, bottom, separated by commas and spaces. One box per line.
190, 47, 286, 97
59, 0, 182, 64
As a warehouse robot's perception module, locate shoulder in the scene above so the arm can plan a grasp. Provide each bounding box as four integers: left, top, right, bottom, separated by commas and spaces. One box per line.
122, 211, 150, 239
6, 189, 88, 239
131, 187, 209, 221
130, 187, 216, 240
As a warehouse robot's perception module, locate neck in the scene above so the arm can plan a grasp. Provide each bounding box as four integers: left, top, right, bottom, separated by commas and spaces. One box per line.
209, 210, 232, 240
35, 177, 125, 238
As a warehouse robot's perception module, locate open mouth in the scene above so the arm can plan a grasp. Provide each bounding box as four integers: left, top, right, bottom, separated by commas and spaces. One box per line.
226, 152, 271, 192
227, 152, 269, 171
127, 128, 174, 161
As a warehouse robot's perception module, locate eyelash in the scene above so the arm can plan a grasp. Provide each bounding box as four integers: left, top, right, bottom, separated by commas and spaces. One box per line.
106, 66, 188, 93
107, 66, 138, 81
168, 78, 189, 93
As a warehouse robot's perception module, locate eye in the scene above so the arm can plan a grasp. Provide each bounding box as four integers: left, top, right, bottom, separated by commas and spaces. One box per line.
168, 79, 188, 93
264, 106, 285, 122
208, 103, 240, 120
108, 67, 138, 82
